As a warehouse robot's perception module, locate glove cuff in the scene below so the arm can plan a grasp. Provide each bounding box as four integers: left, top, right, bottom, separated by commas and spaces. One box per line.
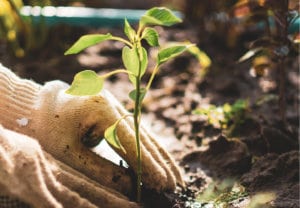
0, 64, 41, 131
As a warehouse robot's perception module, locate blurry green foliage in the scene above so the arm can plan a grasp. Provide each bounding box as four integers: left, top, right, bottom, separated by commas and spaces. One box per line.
247, 192, 276, 208
0, 0, 52, 57
193, 99, 249, 131
0, 0, 25, 57
196, 179, 249, 207
194, 178, 275, 208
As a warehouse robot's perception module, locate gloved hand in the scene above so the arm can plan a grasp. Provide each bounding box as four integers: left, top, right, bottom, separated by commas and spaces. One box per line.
0, 125, 138, 208
0, 63, 184, 204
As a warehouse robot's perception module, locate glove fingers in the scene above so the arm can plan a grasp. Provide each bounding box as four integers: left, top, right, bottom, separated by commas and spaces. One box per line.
36, 148, 98, 208
140, 126, 185, 187
54, 162, 139, 208
0, 126, 63, 208
57, 143, 134, 195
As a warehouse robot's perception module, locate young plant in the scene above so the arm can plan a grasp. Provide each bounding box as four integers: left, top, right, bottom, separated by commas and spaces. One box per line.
196, 179, 248, 207
193, 99, 249, 134
64, 7, 199, 202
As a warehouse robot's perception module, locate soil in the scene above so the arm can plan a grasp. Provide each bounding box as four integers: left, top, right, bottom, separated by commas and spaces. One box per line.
1, 20, 299, 208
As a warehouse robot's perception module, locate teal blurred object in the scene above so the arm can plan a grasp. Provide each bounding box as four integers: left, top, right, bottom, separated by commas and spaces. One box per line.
20, 6, 299, 33
20, 6, 183, 28
288, 15, 300, 34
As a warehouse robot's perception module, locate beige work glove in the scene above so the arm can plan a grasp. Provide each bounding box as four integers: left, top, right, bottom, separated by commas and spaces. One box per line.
0, 64, 184, 197
0, 124, 138, 208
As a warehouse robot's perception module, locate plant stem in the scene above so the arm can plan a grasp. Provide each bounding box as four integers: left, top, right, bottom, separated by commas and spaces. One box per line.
146, 65, 159, 91
133, 76, 142, 202
133, 43, 143, 202
111, 36, 133, 47
101, 69, 132, 79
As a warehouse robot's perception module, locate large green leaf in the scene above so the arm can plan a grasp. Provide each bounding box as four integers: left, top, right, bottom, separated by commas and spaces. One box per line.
124, 47, 148, 86
66, 70, 104, 95
122, 46, 140, 77
141, 27, 159, 46
124, 19, 136, 43
104, 121, 126, 153
64, 33, 112, 55
140, 7, 182, 27
157, 44, 193, 65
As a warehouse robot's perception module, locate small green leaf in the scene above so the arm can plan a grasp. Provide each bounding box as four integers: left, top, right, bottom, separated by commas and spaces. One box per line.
129, 88, 147, 102
157, 44, 194, 65
66, 70, 104, 95
187, 45, 211, 69
140, 7, 182, 27
141, 27, 159, 46
104, 122, 126, 153
126, 47, 148, 85
122, 46, 140, 76
64, 33, 112, 55
124, 19, 136, 43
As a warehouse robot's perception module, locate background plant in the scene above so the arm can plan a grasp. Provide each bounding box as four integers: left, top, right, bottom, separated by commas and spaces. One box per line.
0, 0, 27, 57
64, 7, 204, 202
234, 0, 299, 125
195, 179, 248, 208
0, 0, 54, 57
193, 99, 249, 136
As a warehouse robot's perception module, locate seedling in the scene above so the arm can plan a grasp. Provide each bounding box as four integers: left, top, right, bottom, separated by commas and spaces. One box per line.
196, 179, 248, 208
65, 7, 201, 202
193, 99, 249, 135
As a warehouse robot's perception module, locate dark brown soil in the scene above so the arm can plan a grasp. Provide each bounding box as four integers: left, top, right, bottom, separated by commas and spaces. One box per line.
1, 20, 299, 208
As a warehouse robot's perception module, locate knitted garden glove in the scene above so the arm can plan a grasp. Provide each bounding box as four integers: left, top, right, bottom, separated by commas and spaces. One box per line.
0, 124, 138, 208
0, 63, 184, 195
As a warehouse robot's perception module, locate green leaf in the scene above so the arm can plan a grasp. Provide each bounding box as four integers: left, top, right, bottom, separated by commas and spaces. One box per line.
141, 27, 159, 46
122, 46, 140, 77
122, 46, 148, 85
66, 70, 104, 95
64, 33, 112, 55
104, 122, 126, 153
124, 19, 136, 43
129, 88, 147, 102
157, 44, 194, 65
140, 7, 182, 27
138, 47, 148, 77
